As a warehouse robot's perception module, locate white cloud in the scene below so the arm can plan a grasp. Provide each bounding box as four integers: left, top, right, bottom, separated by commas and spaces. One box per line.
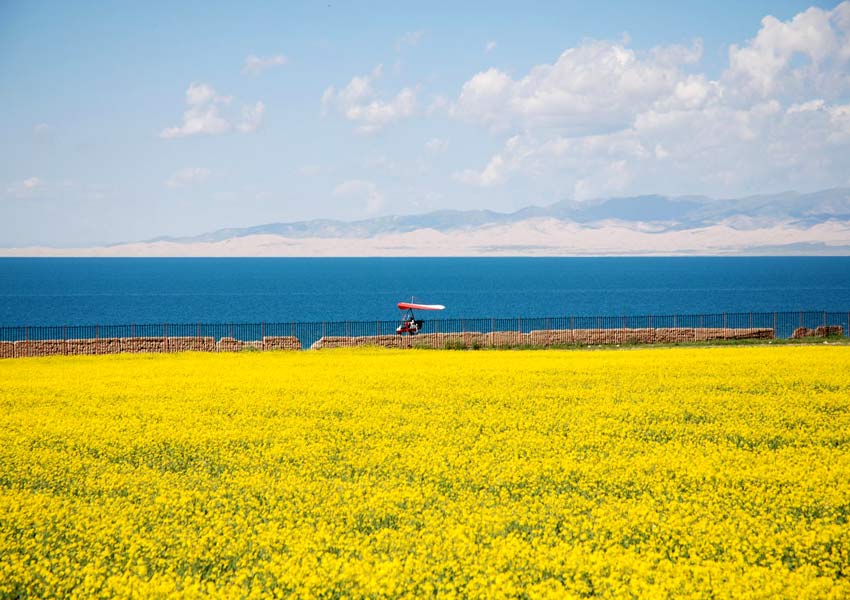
650, 39, 703, 66
787, 98, 826, 114
453, 160, 506, 187
425, 138, 449, 153
242, 54, 287, 76
33, 123, 49, 136
725, 4, 850, 100
452, 41, 689, 133
426, 94, 450, 116
160, 83, 263, 139
452, 2, 850, 199
237, 101, 265, 132
484, 40, 497, 54
166, 168, 211, 188
322, 65, 416, 133
333, 179, 385, 213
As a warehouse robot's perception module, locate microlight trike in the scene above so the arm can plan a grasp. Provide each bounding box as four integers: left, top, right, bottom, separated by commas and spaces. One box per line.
395, 301, 445, 335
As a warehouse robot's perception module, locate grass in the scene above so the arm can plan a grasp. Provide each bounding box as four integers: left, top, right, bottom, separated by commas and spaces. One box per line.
427, 334, 850, 351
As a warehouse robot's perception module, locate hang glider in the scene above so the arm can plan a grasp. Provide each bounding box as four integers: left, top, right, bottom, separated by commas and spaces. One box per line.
396, 300, 445, 335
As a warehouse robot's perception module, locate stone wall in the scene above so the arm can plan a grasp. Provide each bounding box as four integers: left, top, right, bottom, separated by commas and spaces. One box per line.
311, 332, 490, 350
263, 336, 302, 351
310, 327, 776, 349
0, 341, 15, 359
0, 325, 818, 359
791, 325, 844, 338
0, 335, 301, 359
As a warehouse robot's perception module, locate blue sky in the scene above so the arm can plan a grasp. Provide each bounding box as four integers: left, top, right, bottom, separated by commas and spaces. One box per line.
1, 1, 848, 246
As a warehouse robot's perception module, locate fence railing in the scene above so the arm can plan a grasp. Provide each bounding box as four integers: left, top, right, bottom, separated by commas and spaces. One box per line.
0, 310, 847, 358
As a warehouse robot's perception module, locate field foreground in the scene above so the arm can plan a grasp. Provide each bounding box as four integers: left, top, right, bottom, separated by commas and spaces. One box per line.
1, 347, 849, 598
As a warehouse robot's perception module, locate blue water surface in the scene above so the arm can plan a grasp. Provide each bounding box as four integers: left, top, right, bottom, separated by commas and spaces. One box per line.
0, 257, 848, 326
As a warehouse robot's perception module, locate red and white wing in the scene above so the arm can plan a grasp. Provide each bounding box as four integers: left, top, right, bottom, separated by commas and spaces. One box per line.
397, 302, 445, 311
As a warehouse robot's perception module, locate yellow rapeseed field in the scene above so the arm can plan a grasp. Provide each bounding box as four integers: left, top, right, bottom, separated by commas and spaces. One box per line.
1, 346, 849, 598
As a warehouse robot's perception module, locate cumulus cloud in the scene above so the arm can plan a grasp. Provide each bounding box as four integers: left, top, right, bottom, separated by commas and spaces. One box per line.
322, 65, 416, 133
160, 83, 264, 139
242, 54, 287, 75
333, 179, 386, 213
452, 39, 708, 134
166, 168, 211, 188
452, 2, 850, 200
725, 4, 850, 101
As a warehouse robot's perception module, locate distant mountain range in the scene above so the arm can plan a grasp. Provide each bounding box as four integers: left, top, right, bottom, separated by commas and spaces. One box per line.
5, 188, 850, 256
150, 188, 850, 243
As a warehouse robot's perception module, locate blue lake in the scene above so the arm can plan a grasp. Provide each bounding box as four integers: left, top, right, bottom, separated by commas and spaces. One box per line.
0, 257, 849, 327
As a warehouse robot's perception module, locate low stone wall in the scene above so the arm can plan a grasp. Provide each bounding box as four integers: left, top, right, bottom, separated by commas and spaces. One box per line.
792, 325, 844, 338
0, 341, 15, 359
0, 335, 301, 358
0, 326, 790, 358
122, 337, 217, 353
216, 338, 269, 352
311, 327, 776, 349
263, 336, 302, 351
14, 338, 123, 357
311, 332, 489, 350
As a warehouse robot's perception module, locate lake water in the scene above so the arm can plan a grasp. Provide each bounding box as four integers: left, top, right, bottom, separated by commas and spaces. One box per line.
1, 257, 849, 326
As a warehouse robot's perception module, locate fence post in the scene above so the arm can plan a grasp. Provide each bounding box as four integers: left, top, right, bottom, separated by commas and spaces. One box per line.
25, 326, 29, 358
773, 312, 777, 337
63, 325, 67, 356
799, 311, 803, 328
823, 311, 827, 329
164, 322, 168, 353
261, 321, 265, 340
749, 312, 753, 329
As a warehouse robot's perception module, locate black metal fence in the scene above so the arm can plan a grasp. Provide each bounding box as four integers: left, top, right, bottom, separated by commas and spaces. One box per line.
0, 310, 847, 358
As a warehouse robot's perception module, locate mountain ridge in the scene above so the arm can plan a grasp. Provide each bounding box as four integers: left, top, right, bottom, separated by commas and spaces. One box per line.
149, 188, 850, 244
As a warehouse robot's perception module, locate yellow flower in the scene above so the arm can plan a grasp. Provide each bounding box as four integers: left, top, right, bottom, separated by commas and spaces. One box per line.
0, 346, 848, 597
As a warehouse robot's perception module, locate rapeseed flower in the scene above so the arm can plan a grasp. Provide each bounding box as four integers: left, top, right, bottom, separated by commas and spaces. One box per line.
0, 347, 848, 597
